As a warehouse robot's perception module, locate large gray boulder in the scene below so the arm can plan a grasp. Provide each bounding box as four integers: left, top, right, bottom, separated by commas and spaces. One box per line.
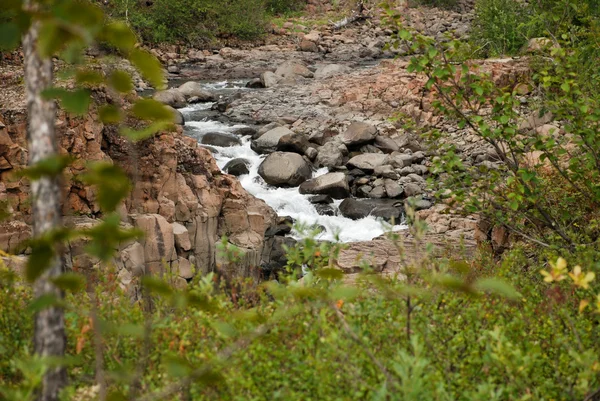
314, 64, 351, 79
315, 141, 345, 168
201, 132, 242, 147
177, 82, 215, 102
258, 152, 312, 187
299, 172, 349, 199
153, 89, 187, 108
275, 61, 314, 79
339, 198, 374, 220
251, 126, 294, 154
277, 132, 309, 154
341, 122, 377, 146
261, 71, 281, 88
347, 153, 388, 172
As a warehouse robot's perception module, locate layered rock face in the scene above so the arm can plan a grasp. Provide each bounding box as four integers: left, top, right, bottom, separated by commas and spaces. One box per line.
0, 96, 277, 295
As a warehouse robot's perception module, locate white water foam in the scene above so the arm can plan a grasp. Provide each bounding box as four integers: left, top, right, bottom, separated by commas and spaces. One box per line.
181, 101, 407, 242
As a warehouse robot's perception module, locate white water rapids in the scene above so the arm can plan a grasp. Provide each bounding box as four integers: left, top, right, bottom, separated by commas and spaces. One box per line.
179, 81, 406, 242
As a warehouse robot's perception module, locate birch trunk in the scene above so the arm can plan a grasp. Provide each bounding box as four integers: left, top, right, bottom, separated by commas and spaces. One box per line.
23, 16, 67, 401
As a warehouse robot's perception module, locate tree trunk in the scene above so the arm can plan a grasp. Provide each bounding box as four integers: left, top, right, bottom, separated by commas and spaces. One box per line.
23, 16, 67, 401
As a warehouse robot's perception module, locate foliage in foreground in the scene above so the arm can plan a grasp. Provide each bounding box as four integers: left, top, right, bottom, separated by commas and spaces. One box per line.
1, 240, 600, 400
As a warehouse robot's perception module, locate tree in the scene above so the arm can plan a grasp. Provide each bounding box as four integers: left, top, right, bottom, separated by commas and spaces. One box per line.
22, 3, 66, 400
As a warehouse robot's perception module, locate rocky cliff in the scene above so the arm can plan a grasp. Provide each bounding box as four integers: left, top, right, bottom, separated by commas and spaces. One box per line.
0, 91, 278, 295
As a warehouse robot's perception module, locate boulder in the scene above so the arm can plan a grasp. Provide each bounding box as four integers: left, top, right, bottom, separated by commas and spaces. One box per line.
246, 78, 264, 88
275, 61, 314, 79
341, 122, 377, 146
177, 82, 215, 102
251, 126, 294, 154
153, 89, 187, 108
339, 198, 374, 220
166, 106, 185, 125
404, 183, 423, 197
299, 40, 318, 52
305, 147, 318, 160
172, 222, 192, 252
315, 204, 335, 216
524, 37, 558, 53
201, 132, 242, 147
374, 136, 399, 153
223, 158, 250, 176
299, 172, 349, 199
314, 64, 351, 79
277, 132, 309, 154
233, 127, 258, 138
261, 71, 280, 88
266, 216, 294, 236
258, 152, 312, 187
315, 141, 345, 168
347, 153, 388, 172
309, 195, 333, 204
384, 179, 404, 198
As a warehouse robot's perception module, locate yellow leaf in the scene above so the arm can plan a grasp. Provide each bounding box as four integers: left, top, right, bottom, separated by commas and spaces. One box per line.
579, 299, 590, 314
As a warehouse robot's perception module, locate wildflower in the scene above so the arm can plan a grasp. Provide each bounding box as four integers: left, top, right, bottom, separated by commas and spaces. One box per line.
568, 265, 595, 289
540, 257, 568, 283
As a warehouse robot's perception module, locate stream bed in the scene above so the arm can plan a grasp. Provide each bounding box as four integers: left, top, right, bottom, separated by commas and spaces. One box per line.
179, 80, 407, 242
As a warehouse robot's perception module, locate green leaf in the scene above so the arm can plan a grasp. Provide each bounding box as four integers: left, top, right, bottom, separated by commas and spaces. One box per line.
315, 268, 344, 280
131, 99, 173, 121
26, 240, 55, 282
561, 82, 570, 92
27, 294, 65, 313
474, 278, 520, 299
51, 273, 85, 292
75, 69, 104, 86
80, 162, 130, 212
212, 321, 237, 338
42, 88, 91, 116
0, 22, 20, 50
99, 104, 123, 124
330, 286, 359, 301
164, 356, 191, 378
18, 155, 73, 180
102, 22, 137, 51
108, 70, 134, 93
142, 276, 174, 297
37, 21, 73, 58
114, 323, 145, 338
107, 390, 128, 401
129, 48, 165, 90
121, 121, 172, 141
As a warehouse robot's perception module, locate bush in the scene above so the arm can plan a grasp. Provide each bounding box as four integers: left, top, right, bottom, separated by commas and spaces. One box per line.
104, 0, 272, 45
471, 0, 541, 56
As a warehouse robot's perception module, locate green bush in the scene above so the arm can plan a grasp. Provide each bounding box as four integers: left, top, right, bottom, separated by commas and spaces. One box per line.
471, 0, 540, 56
104, 0, 272, 45
2, 244, 600, 400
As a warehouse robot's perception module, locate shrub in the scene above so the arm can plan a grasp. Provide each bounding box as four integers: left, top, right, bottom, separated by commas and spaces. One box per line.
471, 0, 541, 56
104, 0, 271, 45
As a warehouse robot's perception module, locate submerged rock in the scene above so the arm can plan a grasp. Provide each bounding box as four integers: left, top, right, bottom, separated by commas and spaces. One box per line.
223, 158, 250, 176
201, 132, 242, 147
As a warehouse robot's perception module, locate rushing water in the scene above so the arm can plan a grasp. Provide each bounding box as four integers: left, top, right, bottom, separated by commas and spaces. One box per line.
179, 81, 407, 242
